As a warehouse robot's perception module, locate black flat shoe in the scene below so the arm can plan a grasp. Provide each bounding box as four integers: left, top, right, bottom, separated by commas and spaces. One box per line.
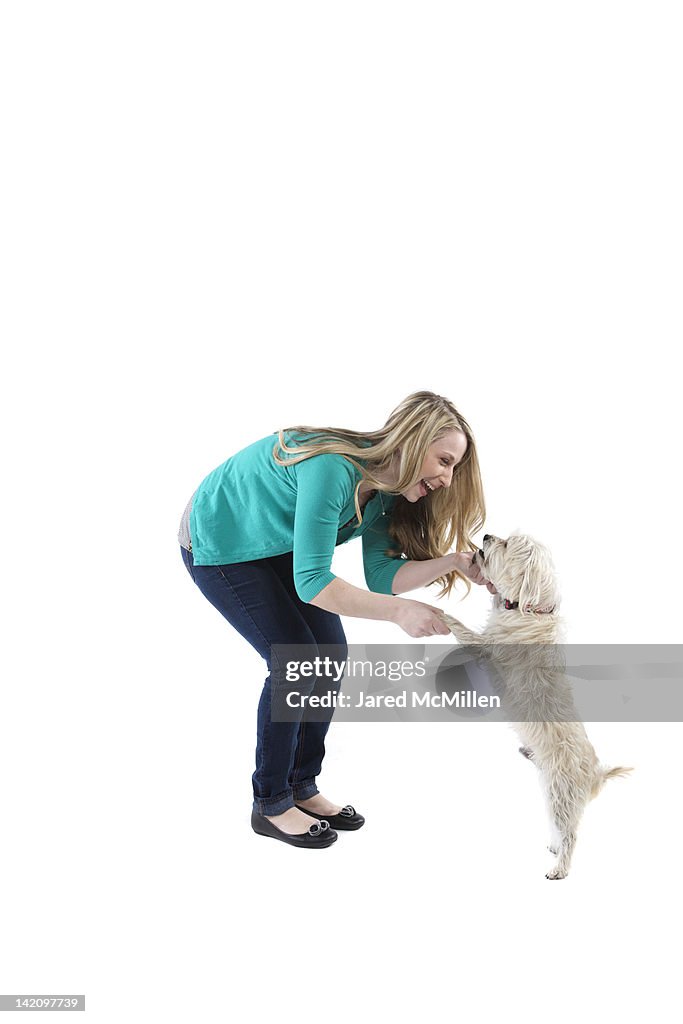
251, 810, 338, 848
294, 804, 365, 831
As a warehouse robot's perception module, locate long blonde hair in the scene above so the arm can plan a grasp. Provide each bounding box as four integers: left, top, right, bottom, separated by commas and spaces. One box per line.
273, 390, 486, 597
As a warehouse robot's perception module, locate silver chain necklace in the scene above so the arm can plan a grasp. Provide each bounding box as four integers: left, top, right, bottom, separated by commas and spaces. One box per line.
340, 489, 387, 531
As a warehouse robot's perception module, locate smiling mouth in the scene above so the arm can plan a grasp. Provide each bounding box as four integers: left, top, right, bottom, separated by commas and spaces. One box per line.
420, 478, 435, 494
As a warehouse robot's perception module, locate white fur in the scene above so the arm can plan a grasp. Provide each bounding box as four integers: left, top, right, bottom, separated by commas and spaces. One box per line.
443, 533, 632, 880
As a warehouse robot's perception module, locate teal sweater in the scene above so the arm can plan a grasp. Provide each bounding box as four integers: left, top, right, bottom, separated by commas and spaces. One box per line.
188, 432, 408, 602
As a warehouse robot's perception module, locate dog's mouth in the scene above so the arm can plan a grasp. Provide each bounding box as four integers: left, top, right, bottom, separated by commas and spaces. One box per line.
478, 534, 498, 566
474, 534, 502, 583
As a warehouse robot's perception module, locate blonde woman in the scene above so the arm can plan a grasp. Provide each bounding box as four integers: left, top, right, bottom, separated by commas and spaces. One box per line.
178, 391, 491, 848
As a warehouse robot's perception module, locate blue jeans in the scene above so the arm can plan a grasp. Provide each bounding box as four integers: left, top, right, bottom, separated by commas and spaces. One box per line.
180, 545, 348, 815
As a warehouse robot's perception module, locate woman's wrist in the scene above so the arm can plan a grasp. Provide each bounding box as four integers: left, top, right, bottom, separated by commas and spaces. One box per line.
450, 551, 473, 575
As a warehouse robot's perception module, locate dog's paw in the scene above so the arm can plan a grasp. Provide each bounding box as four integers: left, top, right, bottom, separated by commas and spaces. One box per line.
545, 867, 568, 880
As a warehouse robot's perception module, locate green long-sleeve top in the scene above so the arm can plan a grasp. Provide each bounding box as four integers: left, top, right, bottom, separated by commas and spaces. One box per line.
187, 432, 409, 602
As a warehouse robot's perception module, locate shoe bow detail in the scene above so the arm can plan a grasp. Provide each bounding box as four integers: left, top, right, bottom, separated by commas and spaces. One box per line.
308, 819, 330, 836
292, 802, 364, 830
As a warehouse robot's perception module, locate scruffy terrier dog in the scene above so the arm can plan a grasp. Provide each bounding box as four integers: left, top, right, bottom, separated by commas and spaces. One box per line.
442, 533, 631, 880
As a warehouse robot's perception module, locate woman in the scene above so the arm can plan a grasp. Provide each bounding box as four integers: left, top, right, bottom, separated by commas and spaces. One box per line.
178, 391, 491, 849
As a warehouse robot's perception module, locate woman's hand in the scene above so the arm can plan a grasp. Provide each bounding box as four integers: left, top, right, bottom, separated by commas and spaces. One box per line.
392, 599, 452, 638
452, 552, 497, 595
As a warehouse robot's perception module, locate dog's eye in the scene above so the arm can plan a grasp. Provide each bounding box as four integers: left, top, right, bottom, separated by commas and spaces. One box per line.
504, 541, 508, 548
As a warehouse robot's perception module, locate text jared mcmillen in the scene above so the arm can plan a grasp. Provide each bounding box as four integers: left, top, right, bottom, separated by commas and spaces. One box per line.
285, 690, 500, 709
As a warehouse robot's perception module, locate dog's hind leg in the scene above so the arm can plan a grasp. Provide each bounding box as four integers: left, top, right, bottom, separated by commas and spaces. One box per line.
543, 783, 584, 880
546, 829, 578, 880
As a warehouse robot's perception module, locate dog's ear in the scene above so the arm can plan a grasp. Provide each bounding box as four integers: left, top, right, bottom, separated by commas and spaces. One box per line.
518, 548, 542, 613
518, 541, 557, 614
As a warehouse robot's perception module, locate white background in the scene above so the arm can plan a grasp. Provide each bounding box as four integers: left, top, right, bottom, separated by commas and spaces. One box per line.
1, 2, 682, 1021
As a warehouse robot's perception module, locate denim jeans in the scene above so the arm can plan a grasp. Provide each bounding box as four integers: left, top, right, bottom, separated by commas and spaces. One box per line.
180, 545, 348, 815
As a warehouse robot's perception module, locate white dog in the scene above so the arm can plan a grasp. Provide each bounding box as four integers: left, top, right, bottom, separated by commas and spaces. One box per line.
442, 533, 631, 880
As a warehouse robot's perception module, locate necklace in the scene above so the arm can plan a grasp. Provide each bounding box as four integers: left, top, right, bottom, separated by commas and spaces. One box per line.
339, 489, 387, 531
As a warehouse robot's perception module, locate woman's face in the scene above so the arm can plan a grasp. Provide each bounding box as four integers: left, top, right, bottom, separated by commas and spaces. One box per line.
399, 428, 468, 502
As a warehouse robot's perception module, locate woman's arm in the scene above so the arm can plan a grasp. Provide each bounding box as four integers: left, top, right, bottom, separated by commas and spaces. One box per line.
392, 551, 496, 595
308, 577, 401, 620
361, 510, 491, 597
309, 553, 492, 637
390, 553, 462, 595
309, 578, 451, 637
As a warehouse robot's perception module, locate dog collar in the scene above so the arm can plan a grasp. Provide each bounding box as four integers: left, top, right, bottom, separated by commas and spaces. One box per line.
502, 597, 555, 614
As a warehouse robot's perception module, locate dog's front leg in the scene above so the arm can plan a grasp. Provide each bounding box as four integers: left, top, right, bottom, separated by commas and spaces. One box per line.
441, 614, 485, 647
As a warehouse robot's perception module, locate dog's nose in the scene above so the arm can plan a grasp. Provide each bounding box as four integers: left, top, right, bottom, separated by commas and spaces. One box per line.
483, 534, 491, 543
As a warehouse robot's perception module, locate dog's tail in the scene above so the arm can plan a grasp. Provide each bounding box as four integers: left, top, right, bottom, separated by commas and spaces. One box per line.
603, 765, 633, 781
590, 764, 633, 799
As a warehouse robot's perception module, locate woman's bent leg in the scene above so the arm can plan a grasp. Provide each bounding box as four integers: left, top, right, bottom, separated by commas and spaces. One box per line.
180, 546, 325, 815
267, 554, 349, 803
